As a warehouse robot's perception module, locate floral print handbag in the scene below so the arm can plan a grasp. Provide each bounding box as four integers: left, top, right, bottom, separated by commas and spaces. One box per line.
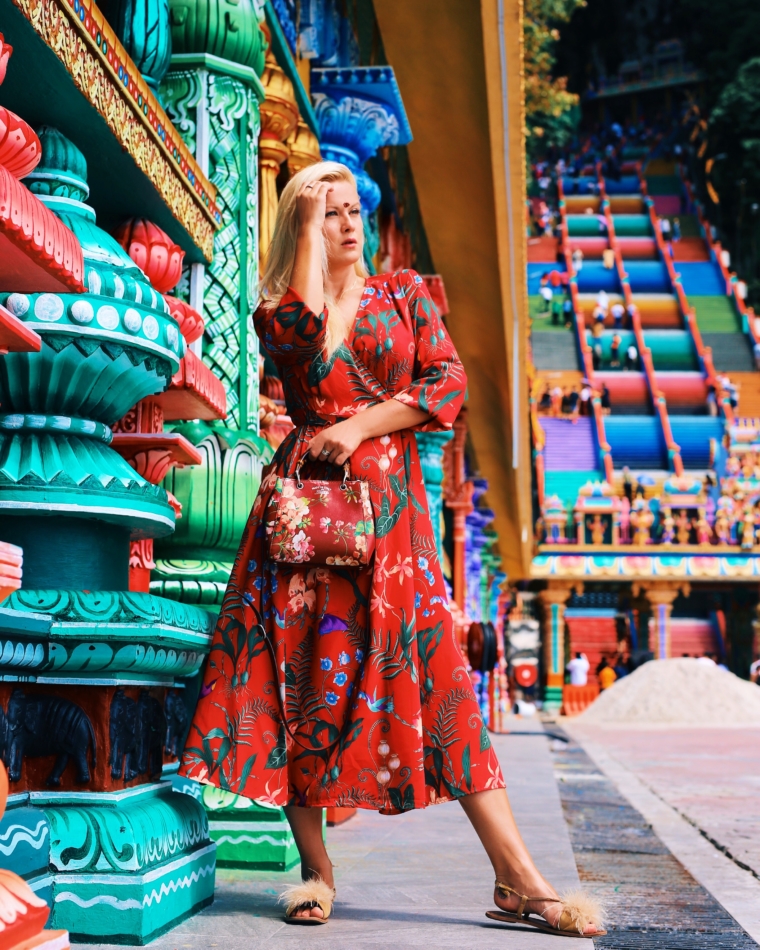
265, 458, 376, 566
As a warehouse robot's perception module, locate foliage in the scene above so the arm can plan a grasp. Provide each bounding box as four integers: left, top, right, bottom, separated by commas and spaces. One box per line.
524, 0, 585, 157
706, 59, 760, 306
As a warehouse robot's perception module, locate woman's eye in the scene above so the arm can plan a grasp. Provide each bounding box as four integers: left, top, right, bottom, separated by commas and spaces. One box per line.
350, 208, 361, 215
325, 210, 338, 217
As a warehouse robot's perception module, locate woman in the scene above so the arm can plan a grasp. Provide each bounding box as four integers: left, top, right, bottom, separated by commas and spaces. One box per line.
179, 162, 604, 937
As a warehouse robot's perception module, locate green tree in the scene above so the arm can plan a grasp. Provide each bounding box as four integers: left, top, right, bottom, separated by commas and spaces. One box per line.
524, 0, 585, 158
707, 58, 760, 304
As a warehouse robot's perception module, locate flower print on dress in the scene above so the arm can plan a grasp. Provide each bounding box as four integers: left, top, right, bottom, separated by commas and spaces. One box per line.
179, 270, 503, 814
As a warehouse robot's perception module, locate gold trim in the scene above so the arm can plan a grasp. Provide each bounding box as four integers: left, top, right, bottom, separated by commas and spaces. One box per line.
13, 0, 218, 259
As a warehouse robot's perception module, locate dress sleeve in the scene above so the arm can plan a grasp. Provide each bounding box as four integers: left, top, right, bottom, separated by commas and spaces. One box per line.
392, 271, 467, 432
253, 287, 327, 365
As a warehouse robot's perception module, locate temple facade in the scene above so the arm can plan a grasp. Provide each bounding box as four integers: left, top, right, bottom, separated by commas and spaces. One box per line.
0, 0, 521, 942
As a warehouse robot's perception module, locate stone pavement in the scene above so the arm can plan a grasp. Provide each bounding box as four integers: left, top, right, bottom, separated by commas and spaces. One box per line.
568, 726, 760, 878
554, 726, 760, 949
82, 718, 588, 949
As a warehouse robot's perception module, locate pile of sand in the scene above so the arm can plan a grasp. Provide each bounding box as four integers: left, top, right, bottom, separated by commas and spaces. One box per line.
576, 658, 760, 727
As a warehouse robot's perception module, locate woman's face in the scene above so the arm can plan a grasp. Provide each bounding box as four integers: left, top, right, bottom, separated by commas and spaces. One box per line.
322, 179, 363, 268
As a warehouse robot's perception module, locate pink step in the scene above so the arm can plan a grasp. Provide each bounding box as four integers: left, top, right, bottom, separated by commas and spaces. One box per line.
595, 372, 649, 405
669, 619, 717, 657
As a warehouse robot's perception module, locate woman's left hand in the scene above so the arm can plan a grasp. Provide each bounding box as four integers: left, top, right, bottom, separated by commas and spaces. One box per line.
308, 417, 365, 466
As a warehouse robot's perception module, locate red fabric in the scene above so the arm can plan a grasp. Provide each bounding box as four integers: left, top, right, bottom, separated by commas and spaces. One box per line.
179, 270, 504, 813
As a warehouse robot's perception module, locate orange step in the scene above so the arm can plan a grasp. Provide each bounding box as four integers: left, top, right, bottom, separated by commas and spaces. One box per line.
671, 238, 710, 262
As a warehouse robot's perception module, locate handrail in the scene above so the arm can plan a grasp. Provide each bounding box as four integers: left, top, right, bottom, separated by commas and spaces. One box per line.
529, 378, 546, 509
649, 164, 736, 425
680, 165, 760, 351
601, 162, 684, 474
558, 170, 614, 481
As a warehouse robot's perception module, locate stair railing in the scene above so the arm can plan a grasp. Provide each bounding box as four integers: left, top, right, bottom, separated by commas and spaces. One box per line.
559, 173, 614, 481
529, 378, 547, 509
610, 166, 684, 472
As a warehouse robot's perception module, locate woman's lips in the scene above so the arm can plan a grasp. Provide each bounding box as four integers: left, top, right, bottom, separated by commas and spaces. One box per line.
342, 239, 357, 246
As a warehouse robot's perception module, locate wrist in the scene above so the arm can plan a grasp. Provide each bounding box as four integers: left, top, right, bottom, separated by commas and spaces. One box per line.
297, 223, 323, 240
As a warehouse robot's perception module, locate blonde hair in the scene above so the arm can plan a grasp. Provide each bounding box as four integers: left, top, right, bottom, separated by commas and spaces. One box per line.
260, 161, 368, 356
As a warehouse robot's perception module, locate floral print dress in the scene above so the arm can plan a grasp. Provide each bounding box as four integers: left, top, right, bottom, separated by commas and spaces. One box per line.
179, 269, 505, 813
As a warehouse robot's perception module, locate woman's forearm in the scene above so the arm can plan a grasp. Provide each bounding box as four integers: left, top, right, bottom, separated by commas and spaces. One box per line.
290, 224, 324, 316
356, 399, 429, 440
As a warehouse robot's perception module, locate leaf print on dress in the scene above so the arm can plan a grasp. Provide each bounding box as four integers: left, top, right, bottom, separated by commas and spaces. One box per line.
179, 270, 505, 814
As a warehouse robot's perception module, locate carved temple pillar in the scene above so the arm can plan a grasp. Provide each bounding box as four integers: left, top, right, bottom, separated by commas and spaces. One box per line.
538, 583, 576, 710
444, 409, 473, 615
415, 431, 454, 562
311, 66, 412, 264
287, 118, 321, 177
259, 34, 299, 266
641, 582, 688, 659
162, 11, 307, 875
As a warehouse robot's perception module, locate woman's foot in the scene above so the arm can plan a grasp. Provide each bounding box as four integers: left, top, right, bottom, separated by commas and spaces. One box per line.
493, 878, 604, 935
282, 873, 335, 924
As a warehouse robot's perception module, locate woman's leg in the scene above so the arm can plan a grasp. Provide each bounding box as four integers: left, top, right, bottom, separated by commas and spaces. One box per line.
284, 806, 334, 919
459, 789, 599, 934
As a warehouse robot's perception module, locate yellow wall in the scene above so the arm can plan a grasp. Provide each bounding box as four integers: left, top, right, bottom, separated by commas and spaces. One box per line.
375, 0, 532, 578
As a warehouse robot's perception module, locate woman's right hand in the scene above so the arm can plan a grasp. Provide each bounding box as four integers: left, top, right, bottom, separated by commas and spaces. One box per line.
296, 180, 332, 234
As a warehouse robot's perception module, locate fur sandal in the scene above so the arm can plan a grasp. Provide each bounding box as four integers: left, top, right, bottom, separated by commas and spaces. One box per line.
486, 882, 606, 938
281, 877, 335, 925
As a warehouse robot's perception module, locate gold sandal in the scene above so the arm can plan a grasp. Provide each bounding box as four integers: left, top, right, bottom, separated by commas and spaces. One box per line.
486, 881, 606, 938
281, 877, 335, 925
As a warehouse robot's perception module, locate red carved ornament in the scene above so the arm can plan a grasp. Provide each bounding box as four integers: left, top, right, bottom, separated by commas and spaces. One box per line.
114, 218, 184, 293
0, 34, 11, 86
0, 165, 85, 292
165, 294, 204, 343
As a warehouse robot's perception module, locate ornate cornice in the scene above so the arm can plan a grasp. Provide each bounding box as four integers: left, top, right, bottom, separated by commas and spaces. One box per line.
10, 0, 222, 260
0, 165, 85, 292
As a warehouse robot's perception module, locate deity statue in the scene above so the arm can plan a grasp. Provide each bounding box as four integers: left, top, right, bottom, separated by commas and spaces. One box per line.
629, 499, 653, 546
714, 507, 731, 546
660, 507, 675, 545
675, 508, 691, 545
694, 508, 712, 547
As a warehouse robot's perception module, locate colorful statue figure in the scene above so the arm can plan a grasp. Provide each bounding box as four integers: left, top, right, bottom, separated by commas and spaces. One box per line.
741, 504, 756, 550
630, 499, 653, 546
587, 514, 606, 545
714, 507, 731, 546
694, 508, 712, 547
660, 507, 675, 545
675, 508, 691, 545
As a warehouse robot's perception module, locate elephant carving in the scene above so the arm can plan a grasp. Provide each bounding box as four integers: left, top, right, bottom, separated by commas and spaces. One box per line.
164, 690, 188, 759
109, 689, 139, 781
137, 692, 165, 779
3, 690, 96, 786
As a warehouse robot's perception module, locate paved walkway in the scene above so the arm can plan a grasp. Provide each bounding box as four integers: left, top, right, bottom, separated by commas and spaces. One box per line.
569, 726, 760, 877
84, 720, 586, 949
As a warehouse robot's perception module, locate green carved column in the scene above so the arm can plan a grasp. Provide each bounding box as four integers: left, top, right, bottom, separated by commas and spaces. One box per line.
0, 129, 217, 943
416, 431, 454, 562
157, 4, 297, 872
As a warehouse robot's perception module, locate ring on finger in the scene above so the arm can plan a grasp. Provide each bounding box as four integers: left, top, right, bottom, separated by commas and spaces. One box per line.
320, 448, 330, 457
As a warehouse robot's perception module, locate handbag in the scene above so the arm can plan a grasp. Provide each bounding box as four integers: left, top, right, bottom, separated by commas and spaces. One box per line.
265, 457, 376, 566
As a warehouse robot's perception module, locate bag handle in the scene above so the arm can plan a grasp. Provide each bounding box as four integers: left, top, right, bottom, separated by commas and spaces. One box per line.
294, 456, 351, 491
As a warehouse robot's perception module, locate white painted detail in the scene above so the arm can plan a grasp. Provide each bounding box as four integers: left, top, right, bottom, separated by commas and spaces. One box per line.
34, 294, 64, 322
96, 305, 120, 330
143, 315, 159, 340
0, 820, 48, 855
54, 892, 142, 911
70, 300, 95, 324
6, 293, 30, 317
123, 308, 142, 333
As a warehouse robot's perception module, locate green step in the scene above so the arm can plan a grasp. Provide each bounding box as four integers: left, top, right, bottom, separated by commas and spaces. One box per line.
612, 214, 651, 236
691, 295, 742, 332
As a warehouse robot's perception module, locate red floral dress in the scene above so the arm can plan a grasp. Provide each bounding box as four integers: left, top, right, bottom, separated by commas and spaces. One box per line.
179, 269, 505, 813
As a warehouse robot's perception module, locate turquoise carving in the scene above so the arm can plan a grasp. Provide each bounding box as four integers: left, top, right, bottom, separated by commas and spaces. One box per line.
98, 0, 173, 90
416, 431, 453, 562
